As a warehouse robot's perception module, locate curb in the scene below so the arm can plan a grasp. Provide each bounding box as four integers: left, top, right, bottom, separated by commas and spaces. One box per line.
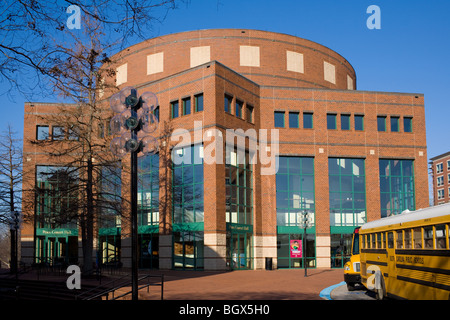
319, 281, 346, 300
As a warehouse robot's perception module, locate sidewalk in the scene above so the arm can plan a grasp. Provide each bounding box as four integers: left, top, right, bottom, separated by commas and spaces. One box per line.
138, 268, 343, 300
3, 268, 344, 300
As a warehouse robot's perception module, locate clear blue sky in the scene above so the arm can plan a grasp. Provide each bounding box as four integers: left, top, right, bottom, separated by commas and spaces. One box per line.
1, 0, 449, 162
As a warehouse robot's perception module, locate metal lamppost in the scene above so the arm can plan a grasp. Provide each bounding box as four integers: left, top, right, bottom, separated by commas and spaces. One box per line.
109, 87, 159, 300
301, 210, 312, 277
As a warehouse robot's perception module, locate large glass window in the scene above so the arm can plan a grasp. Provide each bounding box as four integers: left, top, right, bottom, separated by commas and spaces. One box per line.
98, 164, 122, 229
173, 145, 204, 224
277, 233, 315, 269
329, 158, 366, 226
36, 166, 78, 229
276, 157, 315, 227
36, 125, 49, 140
379, 159, 415, 217
138, 154, 159, 227
226, 147, 253, 225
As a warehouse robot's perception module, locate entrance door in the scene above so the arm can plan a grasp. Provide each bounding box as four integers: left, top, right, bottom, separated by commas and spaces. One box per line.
230, 233, 251, 270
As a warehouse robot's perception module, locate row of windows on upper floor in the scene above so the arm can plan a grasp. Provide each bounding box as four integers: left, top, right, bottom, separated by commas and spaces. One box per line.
436, 174, 450, 187
435, 160, 450, 174
274, 111, 413, 133
115, 46, 355, 89
437, 187, 450, 200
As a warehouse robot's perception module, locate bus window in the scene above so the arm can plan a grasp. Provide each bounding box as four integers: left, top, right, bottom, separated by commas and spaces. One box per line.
413, 228, 422, 249
435, 224, 446, 249
396, 231, 403, 249
376, 233, 382, 249
404, 229, 412, 249
372, 233, 376, 249
388, 232, 394, 249
367, 234, 371, 248
361, 234, 365, 249
382, 233, 386, 249
424, 226, 433, 249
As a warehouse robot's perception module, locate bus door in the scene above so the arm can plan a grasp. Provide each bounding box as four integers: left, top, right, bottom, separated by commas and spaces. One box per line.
386, 231, 396, 293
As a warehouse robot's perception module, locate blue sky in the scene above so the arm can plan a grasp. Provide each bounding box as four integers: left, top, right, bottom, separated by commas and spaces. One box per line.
1, 0, 449, 162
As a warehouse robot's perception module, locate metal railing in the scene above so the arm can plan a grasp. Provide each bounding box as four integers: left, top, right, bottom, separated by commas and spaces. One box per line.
77, 274, 164, 300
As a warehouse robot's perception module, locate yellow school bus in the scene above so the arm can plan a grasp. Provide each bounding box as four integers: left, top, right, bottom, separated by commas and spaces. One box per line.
359, 203, 450, 300
344, 227, 361, 291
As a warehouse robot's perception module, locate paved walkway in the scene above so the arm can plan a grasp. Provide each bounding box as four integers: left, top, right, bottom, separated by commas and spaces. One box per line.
3, 268, 344, 300
138, 268, 343, 300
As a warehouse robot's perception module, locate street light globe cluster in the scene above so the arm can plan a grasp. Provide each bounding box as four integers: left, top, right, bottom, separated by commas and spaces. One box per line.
109, 86, 159, 158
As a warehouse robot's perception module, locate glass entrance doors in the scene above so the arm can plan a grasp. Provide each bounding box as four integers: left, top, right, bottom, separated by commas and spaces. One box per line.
227, 231, 252, 270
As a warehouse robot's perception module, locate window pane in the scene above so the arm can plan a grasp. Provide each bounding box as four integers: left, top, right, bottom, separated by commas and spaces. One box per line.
37, 126, 49, 140
52, 126, 65, 140
377, 116, 386, 132
235, 100, 243, 118
171, 101, 179, 118
195, 94, 203, 112
224, 95, 232, 113
274, 111, 285, 128
183, 97, 191, 115
327, 114, 336, 130
341, 114, 350, 130
289, 112, 299, 128
303, 113, 313, 129
391, 117, 399, 132
355, 115, 364, 131
246, 105, 253, 123
404, 117, 412, 133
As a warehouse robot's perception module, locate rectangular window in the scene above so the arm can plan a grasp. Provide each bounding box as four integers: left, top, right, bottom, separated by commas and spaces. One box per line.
391, 116, 399, 132
354, 115, 364, 131
276, 157, 315, 227
388, 232, 394, 249
379, 159, 415, 217
327, 114, 336, 130
437, 176, 444, 186
138, 154, 159, 227
171, 100, 179, 119
182, 97, 191, 116
246, 105, 254, 123
438, 189, 444, 199
413, 228, 422, 249
303, 113, 313, 129
36, 125, 49, 140
424, 226, 433, 248
274, 111, 285, 128
435, 224, 447, 249
436, 163, 443, 173
329, 158, 366, 227
195, 94, 203, 112
226, 146, 253, 225
404, 229, 412, 249
341, 114, 350, 130
235, 100, 243, 118
396, 231, 403, 249
224, 94, 233, 113
377, 116, 386, 132
404, 117, 413, 133
447, 160, 450, 170
52, 126, 65, 140
289, 112, 299, 128
173, 145, 204, 225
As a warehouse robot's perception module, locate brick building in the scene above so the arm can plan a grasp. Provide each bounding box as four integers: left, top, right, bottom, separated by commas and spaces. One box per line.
430, 152, 450, 205
21, 29, 429, 270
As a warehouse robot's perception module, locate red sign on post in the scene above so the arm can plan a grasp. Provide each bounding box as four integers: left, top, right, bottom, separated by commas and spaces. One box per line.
290, 240, 302, 258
